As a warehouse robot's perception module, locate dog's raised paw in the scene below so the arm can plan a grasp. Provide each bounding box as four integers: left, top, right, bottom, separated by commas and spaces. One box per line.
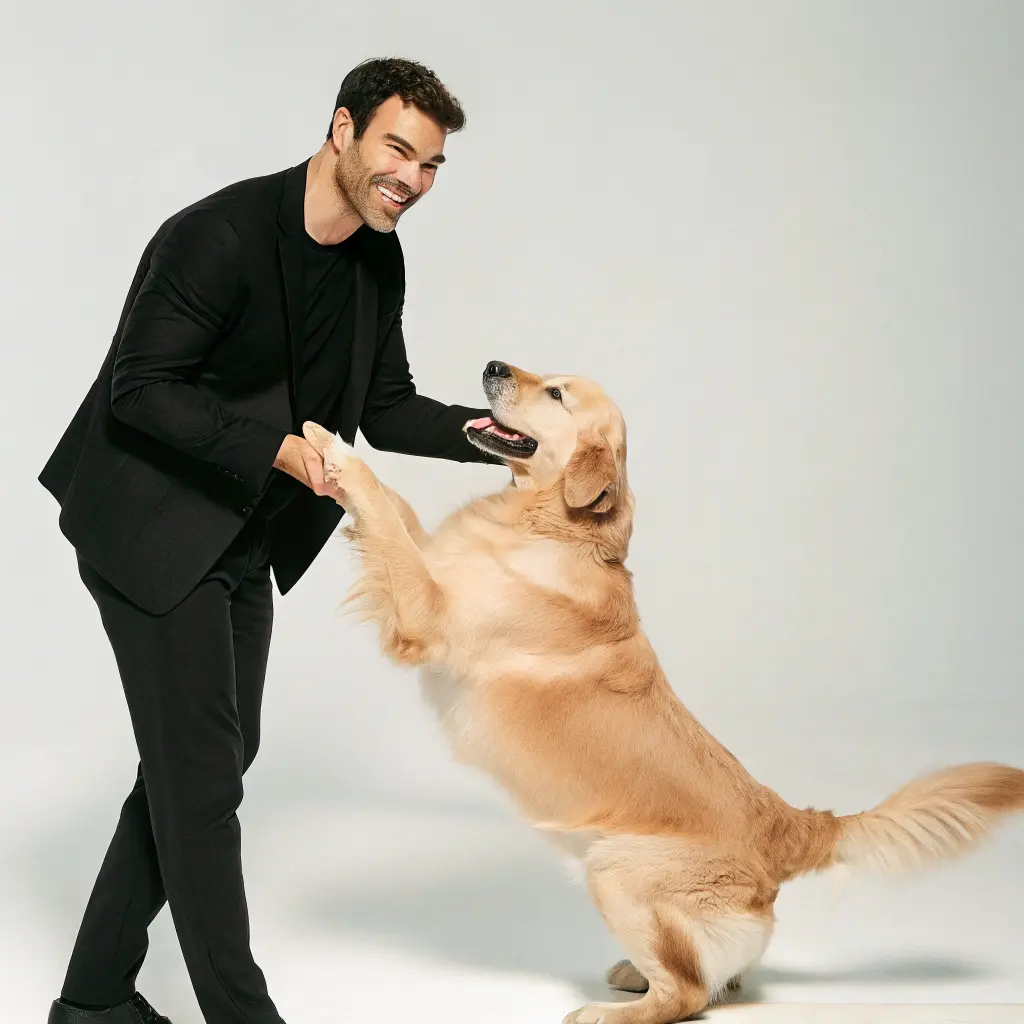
323, 441, 357, 477
301, 420, 333, 451
302, 421, 353, 467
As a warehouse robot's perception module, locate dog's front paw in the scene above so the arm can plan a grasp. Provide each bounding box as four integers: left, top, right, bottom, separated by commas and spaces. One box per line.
322, 445, 360, 484
563, 1004, 620, 1024
302, 421, 354, 470
302, 421, 373, 500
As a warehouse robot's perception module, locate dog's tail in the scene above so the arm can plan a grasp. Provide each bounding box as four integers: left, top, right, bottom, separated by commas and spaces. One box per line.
783, 762, 1024, 880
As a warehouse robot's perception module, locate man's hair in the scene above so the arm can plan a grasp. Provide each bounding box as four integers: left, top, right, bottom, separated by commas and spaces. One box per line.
326, 57, 466, 141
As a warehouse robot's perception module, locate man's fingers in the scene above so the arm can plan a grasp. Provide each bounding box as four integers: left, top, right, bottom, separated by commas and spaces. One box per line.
294, 434, 348, 504
303, 449, 325, 487
294, 439, 325, 494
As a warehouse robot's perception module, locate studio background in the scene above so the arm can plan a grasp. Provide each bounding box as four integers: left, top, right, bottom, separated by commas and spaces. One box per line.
2, 2, 1022, 1021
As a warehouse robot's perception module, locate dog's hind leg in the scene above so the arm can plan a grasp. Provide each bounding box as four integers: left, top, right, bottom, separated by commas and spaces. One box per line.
606, 959, 743, 1000
566, 836, 774, 1024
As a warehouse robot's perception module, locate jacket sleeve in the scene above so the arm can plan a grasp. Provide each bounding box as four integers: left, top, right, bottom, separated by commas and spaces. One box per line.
109, 208, 289, 497
358, 304, 503, 465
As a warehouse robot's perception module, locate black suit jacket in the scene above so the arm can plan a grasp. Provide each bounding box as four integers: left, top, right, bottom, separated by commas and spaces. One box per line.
39, 158, 496, 614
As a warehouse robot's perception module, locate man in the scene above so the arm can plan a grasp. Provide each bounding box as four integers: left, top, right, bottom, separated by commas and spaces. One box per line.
39, 57, 499, 1024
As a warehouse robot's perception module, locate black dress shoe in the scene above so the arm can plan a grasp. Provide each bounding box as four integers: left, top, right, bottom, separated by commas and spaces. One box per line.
48, 993, 171, 1023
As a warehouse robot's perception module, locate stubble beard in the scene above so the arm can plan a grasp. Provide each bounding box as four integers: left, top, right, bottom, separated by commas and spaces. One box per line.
333, 144, 401, 234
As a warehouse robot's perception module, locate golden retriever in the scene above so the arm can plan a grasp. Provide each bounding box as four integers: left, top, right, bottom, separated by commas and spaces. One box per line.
302, 360, 1024, 1024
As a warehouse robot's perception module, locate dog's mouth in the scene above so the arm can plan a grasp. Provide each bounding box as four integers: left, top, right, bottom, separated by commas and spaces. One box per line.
464, 416, 538, 459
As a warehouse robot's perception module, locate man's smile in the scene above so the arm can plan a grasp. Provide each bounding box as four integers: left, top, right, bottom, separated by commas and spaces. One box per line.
376, 183, 409, 208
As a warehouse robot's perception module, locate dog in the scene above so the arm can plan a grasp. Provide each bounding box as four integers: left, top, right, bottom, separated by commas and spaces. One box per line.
302, 360, 1024, 1024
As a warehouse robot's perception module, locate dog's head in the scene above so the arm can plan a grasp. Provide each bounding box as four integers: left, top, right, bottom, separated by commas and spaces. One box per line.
464, 361, 629, 518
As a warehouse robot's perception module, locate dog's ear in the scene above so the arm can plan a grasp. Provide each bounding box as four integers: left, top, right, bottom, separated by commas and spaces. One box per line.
563, 433, 618, 513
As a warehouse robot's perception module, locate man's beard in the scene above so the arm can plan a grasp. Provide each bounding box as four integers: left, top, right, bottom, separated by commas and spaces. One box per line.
333, 145, 413, 233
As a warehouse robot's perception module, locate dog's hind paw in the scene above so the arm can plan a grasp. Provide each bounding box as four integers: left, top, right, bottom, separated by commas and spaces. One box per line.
605, 959, 648, 993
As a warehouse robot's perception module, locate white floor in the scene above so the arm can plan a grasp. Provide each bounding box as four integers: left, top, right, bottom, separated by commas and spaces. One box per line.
4, 696, 1023, 1024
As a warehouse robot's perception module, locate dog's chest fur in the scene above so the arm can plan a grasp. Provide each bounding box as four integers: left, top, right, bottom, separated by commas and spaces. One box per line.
412, 502, 611, 868
416, 662, 600, 877
417, 664, 465, 731
416, 665, 482, 765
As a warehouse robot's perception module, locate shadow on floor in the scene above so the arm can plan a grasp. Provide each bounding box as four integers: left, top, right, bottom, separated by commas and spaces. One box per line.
15, 783, 992, 1012
292, 828, 991, 1000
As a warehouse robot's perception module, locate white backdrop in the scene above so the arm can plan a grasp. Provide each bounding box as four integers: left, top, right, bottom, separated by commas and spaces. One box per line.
2, 2, 1023, 1022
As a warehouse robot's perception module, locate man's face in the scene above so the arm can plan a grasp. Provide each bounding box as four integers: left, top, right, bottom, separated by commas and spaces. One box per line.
332, 95, 447, 232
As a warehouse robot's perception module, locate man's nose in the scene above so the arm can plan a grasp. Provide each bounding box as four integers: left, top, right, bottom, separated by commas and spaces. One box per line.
484, 361, 512, 379
394, 164, 422, 196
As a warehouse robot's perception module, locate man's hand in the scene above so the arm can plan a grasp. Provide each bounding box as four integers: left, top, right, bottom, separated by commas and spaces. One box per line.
299, 421, 351, 505
273, 434, 327, 492
273, 431, 350, 504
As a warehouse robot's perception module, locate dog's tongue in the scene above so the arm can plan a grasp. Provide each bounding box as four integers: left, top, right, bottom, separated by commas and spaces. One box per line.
466, 416, 494, 430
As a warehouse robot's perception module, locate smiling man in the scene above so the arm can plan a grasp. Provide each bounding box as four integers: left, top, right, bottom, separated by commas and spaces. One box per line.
39, 58, 498, 1024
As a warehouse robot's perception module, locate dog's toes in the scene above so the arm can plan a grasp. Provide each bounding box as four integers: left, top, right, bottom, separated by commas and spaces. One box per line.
605, 958, 649, 993
303, 421, 356, 473
301, 420, 333, 453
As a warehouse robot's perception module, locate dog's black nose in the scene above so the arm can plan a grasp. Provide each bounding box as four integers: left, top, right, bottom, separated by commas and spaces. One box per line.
484, 361, 512, 379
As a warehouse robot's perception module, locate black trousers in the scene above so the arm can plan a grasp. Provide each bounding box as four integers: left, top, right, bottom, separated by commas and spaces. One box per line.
63, 515, 285, 1024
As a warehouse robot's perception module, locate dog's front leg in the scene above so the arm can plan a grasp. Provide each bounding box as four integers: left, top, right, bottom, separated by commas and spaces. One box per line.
302, 422, 443, 664
377, 480, 429, 548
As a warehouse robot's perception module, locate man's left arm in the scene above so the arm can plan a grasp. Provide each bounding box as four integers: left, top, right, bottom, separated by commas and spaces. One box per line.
358, 305, 502, 465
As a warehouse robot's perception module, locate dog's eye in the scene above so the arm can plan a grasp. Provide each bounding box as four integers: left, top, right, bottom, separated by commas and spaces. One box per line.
547, 387, 562, 401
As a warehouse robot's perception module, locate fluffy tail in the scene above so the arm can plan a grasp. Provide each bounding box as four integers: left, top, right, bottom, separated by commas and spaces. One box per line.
790, 762, 1024, 878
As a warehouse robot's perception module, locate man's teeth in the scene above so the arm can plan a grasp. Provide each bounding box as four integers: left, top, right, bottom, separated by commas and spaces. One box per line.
377, 184, 405, 204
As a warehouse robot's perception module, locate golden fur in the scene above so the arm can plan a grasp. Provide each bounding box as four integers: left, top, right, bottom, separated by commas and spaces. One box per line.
302, 364, 1024, 1024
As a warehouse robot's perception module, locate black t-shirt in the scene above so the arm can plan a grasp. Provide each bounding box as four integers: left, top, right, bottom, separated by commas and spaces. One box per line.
297, 230, 358, 427
257, 230, 360, 521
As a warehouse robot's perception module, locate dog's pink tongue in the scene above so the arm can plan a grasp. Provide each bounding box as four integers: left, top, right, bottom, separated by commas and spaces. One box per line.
466, 416, 493, 429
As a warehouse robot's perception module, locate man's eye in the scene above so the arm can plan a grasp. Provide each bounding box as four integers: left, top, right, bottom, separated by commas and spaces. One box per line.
547, 387, 562, 401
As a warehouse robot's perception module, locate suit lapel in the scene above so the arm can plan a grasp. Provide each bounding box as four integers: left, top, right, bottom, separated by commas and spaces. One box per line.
278, 234, 305, 418
277, 160, 311, 421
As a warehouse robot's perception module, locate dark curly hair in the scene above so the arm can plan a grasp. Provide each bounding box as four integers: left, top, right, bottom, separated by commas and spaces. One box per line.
326, 57, 467, 141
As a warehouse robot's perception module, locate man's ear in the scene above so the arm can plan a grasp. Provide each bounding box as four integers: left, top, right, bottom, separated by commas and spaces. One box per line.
563, 433, 618, 513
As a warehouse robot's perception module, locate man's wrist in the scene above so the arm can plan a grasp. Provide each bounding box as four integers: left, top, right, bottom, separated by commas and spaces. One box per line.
273, 433, 298, 470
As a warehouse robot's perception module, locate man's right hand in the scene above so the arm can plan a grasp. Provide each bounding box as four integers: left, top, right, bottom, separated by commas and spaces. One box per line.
273, 434, 327, 492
